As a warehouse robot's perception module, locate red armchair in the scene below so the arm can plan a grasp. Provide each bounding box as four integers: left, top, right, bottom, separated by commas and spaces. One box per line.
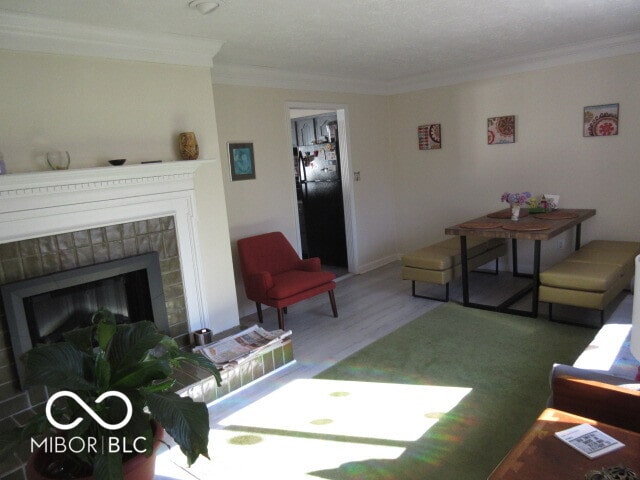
237, 232, 338, 330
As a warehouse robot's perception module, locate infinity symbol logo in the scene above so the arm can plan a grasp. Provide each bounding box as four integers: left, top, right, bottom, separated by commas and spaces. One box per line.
46, 391, 133, 431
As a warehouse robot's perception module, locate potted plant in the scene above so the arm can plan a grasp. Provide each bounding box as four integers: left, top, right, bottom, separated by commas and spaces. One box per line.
0, 309, 221, 480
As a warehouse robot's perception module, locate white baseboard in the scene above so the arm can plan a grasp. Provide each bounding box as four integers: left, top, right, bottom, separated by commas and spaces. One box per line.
356, 254, 401, 274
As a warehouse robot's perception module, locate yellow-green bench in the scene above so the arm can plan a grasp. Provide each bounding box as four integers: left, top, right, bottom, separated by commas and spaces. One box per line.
401, 237, 507, 301
539, 240, 640, 325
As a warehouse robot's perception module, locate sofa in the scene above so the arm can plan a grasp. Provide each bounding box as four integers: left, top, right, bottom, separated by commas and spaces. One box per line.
548, 302, 640, 432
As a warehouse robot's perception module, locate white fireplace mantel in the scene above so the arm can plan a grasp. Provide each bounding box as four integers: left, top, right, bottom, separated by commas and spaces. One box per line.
0, 160, 216, 332
0, 160, 212, 215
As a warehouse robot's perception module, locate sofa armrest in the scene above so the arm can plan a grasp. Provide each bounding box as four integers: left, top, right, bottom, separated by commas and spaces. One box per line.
297, 257, 321, 272
550, 363, 640, 387
550, 372, 640, 433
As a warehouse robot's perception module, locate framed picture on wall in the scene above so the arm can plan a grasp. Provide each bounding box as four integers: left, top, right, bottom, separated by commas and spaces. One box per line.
487, 115, 515, 145
418, 124, 442, 150
583, 103, 619, 137
228, 142, 256, 181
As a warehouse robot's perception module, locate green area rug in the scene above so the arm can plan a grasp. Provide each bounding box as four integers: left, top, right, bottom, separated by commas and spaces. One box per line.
312, 302, 595, 480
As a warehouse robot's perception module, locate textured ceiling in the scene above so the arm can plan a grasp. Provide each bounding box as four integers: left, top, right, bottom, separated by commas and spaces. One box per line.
1, 0, 640, 83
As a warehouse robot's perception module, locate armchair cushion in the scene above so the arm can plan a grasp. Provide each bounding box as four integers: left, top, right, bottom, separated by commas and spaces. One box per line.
269, 270, 336, 299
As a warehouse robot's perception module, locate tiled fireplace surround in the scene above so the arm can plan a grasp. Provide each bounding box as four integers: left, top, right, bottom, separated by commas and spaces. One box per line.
0, 161, 213, 477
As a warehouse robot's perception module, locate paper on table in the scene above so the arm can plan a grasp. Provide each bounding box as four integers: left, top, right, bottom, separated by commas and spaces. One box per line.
555, 423, 625, 459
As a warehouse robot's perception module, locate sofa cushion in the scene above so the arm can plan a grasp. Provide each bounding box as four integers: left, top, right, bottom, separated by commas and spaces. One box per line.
540, 261, 622, 292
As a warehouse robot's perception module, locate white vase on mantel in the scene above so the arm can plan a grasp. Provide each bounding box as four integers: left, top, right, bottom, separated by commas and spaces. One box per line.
510, 203, 521, 221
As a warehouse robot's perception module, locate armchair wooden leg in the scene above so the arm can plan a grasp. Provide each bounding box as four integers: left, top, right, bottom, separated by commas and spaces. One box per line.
277, 308, 285, 330
255, 302, 264, 323
328, 290, 338, 317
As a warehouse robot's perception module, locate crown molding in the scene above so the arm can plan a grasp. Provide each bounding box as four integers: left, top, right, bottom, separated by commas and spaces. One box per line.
211, 32, 640, 95
0, 10, 223, 67
2, 10, 639, 93
210, 63, 391, 95
388, 32, 640, 94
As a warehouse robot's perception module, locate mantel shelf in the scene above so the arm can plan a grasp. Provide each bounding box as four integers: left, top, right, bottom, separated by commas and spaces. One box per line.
0, 159, 215, 194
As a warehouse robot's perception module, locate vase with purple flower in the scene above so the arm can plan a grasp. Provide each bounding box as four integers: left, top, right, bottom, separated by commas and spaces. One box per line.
501, 191, 531, 221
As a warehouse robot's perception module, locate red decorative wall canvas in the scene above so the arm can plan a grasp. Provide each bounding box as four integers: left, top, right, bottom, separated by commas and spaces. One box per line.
583, 104, 619, 137
487, 115, 515, 145
418, 124, 441, 150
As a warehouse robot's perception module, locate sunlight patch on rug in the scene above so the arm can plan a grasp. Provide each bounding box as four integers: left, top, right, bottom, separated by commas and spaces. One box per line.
156, 425, 406, 479
156, 379, 471, 479
219, 378, 471, 442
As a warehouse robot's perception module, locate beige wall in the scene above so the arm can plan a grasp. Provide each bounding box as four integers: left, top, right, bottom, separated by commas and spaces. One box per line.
2, 48, 639, 324
388, 53, 640, 271
212, 84, 398, 317
0, 49, 239, 332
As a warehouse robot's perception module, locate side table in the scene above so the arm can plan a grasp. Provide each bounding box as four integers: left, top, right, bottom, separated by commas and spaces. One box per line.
489, 408, 640, 479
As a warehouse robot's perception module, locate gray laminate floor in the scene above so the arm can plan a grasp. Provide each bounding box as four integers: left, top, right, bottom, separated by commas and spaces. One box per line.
155, 260, 631, 479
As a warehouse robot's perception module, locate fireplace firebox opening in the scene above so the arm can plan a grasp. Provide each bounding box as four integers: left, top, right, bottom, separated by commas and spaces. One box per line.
1, 252, 169, 389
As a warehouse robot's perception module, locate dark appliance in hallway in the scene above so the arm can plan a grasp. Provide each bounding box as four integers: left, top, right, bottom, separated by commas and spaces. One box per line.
292, 112, 347, 269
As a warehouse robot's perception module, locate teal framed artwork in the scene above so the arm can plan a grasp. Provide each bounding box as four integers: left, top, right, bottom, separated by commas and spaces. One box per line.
228, 142, 256, 181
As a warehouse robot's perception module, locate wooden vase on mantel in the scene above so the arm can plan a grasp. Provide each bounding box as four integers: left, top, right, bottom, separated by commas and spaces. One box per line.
178, 132, 199, 160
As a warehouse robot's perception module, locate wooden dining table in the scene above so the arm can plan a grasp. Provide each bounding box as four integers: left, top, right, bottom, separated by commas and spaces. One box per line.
445, 208, 596, 317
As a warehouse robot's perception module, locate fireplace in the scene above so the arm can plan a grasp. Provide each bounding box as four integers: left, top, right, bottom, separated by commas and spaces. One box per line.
0, 160, 236, 479
0, 162, 213, 414
2, 252, 169, 389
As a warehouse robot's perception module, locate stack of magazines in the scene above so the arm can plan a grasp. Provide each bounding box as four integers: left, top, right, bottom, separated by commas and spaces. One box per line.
194, 325, 292, 369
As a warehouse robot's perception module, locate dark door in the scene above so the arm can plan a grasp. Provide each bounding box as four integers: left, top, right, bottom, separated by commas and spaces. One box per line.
293, 113, 347, 268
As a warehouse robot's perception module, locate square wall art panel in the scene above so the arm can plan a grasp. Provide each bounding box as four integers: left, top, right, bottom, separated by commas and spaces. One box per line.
487, 115, 515, 145
583, 103, 619, 137
418, 124, 441, 150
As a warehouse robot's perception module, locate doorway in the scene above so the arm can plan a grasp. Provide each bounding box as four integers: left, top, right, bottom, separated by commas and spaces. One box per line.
288, 106, 353, 277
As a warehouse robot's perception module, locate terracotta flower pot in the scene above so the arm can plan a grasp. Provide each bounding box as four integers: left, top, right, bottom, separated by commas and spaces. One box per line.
26, 422, 164, 480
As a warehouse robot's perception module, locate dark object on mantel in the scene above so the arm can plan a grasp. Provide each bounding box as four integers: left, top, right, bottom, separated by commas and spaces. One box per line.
108, 158, 126, 166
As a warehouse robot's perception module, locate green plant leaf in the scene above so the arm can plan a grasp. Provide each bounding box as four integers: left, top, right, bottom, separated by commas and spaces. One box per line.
159, 335, 181, 353
63, 324, 95, 353
95, 312, 117, 352
142, 378, 176, 393
23, 343, 94, 390
124, 415, 155, 456
92, 451, 123, 480
175, 351, 222, 386
106, 321, 164, 373
144, 391, 210, 466
95, 352, 111, 392
110, 358, 172, 389
91, 308, 116, 326
0, 411, 53, 462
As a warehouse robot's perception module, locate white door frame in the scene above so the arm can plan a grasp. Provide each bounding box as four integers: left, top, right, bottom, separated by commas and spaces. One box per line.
285, 101, 358, 274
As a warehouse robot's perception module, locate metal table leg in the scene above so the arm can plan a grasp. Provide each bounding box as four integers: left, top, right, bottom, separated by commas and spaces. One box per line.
460, 235, 469, 306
